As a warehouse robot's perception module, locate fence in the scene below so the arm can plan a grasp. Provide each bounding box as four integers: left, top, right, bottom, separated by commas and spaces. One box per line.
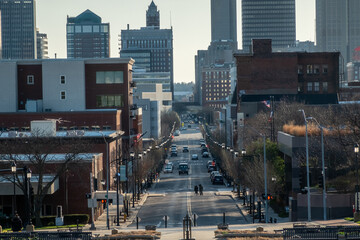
283, 226, 360, 239
0, 231, 92, 240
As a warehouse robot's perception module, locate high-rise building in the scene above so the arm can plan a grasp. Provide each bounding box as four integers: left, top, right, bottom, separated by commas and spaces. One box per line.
242, 0, 296, 52
146, 0, 160, 29
211, 0, 237, 44
37, 30, 49, 59
0, 0, 37, 59
66, 9, 110, 58
120, 1, 174, 98
194, 0, 238, 107
316, 0, 360, 65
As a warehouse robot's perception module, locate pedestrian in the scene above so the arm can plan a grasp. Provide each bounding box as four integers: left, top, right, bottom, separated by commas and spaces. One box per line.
11, 212, 22, 232
194, 185, 198, 195
199, 184, 203, 195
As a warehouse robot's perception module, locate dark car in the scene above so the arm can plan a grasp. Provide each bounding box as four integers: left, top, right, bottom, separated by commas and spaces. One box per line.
208, 165, 217, 173
212, 175, 224, 185
183, 146, 189, 152
171, 151, 178, 157
179, 163, 189, 175
202, 151, 210, 158
201, 147, 208, 153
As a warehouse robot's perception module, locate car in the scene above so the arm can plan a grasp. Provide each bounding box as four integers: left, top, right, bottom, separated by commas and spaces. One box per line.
178, 162, 189, 175
171, 151, 178, 157
201, 147, 208, 153
200, 142, 206, 147
183, 146, 189, 152
212, 174, 224, 185
188, 124, 191, 128
191, 154, 198, 160
164, 164, 173, 173
202, 151, 210, 158
208, 166, 217, 174
174, 130, 180, 136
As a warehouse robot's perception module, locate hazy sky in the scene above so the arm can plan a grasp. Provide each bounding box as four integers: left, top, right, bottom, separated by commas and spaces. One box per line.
36, 0, 315, 83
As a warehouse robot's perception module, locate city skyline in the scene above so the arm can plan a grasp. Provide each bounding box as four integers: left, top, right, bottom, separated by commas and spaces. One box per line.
36, 0, 315, 83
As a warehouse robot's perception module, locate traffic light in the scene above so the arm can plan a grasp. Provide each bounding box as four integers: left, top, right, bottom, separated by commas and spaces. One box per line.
318, 175, 324, 189
266, 194, 273, 201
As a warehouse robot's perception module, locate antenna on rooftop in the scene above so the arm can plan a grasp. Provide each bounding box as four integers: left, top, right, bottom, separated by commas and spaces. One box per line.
170, 11, 172, 28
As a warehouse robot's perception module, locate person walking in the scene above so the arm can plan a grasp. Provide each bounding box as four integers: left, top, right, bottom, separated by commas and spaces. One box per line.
194, 185, 198, 195
199, 184, 203, 195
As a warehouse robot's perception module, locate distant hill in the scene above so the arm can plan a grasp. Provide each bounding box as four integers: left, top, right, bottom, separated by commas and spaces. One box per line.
174, 82, 194, 92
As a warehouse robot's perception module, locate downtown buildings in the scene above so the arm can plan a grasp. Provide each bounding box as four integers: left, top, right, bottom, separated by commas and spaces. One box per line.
0, 0, 37, 59
66, 9, 110, 59
120, 1, 174, 99
242, 0, 296, 52
195, 0, 237, 108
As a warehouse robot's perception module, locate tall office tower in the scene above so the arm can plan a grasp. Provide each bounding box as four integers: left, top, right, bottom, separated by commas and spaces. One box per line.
120, 1, 174, 98
316, 0, 360, 65
0, 0, 37, 59
242, 0, 296, 52
211, 0, 237, 45
37, 30, 48, 59
146, 0, 160, 29
66, 9, 110, 58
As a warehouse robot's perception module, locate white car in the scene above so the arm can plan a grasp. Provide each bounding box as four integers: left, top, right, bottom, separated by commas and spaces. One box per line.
191, 154, 199, 160
164, 164, 173, 173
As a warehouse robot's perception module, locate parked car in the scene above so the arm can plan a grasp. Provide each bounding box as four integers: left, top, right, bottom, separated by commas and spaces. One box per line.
179, 162, 189, 175
212, 174, 224, 185
164, 164, 173, 173
208, 166, 217, 173
191, 154, 198, 160
201, 147, 208, 153
202, 151, 210, 158
174, 130, 180, 136
183, 146, 189, 152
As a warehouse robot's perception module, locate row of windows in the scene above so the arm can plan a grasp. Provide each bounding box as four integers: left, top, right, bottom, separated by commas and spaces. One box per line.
125, 39, 170, 49
205, 93, 229, 97
303, 82, 328, 93
67, 24, 109, 34
298, 65, 328, 75
205, 97, 226, 101
58, 125, 112, 131
205, 87, 229, 92
96, 71, 124, 84
205, 80, 230, 83
96, 95, 124, 108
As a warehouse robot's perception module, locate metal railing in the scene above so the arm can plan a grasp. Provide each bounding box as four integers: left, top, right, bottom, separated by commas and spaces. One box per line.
0, 231, 92, 240
283, 226, 360, 239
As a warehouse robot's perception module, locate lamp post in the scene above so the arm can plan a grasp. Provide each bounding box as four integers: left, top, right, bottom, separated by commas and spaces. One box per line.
355, 143, 359, 213
299, 109, 311, 221
100, 132, 110, 230
24, 166, 32, 227
130, 152, 135, 208
11, 161, 16, 215
308, 117, 326, 220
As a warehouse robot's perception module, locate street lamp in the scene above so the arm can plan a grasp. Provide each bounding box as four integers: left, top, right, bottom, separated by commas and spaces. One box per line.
308, 117, 327, 220
24, 167, 32, 227
99, 132, 110, 230
11, 161, 16, 215
299, 109, 311, 221
355, 143, 359, 213
130, 152, 135, 208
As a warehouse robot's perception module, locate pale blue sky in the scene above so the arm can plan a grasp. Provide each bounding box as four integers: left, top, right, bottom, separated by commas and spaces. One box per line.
36, 0, 315, 83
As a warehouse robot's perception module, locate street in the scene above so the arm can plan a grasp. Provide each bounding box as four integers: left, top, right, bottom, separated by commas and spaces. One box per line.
129, 124, 247, 228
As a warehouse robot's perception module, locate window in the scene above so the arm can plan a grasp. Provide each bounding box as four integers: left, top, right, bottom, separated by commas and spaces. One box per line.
314, 82, 319, 92
314, 65, 320, 74
96, 71, 123, 84
323, 82, 328, 93
307, 82, 312, 92
83, 25, 92, 33
93, 25, 100, 32
60, 91, 66, 100
323, 65, 328, 74
27, 75, 34, 85
60, 75, 66, 84
307, 65, 313, 74
297, 65, 303, 74
75, 25, 82, 33
96, 95, 124, 107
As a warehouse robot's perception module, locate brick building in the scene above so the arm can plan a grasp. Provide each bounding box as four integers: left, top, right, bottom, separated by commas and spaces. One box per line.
235, 39, 339, 118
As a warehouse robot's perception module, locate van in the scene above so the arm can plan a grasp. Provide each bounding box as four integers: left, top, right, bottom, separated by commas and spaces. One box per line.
179, 162, 189, 175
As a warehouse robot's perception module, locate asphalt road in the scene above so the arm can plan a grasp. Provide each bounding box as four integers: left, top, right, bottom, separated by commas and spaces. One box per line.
129, 124, 247, 228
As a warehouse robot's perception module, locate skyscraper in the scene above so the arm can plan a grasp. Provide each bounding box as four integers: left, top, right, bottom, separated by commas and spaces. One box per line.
146, 0, 159, 29
37, 30, 49, 59
316, 0, 360, 65
0, 0, 37, 59
66, 9, 110, 58
242, 0, 296, 52
120, 1, 174, 97
211, 0, 237, 44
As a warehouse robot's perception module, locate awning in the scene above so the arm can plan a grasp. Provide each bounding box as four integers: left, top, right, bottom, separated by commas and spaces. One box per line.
0, 175, 59, 195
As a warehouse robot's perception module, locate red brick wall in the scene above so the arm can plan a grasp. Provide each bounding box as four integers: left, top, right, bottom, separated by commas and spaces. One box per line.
17, 65, 43, 110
